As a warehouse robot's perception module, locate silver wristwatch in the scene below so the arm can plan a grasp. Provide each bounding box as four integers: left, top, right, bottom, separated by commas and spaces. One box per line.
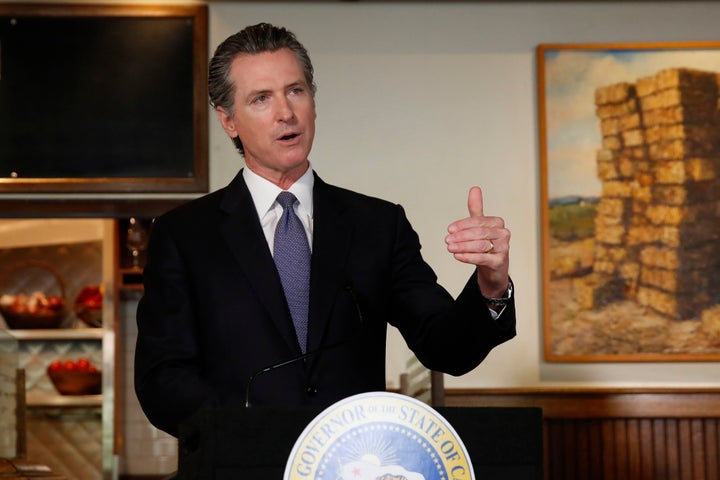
482, 278, 514, 306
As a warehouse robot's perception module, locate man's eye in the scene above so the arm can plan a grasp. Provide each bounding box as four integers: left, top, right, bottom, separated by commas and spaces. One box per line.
253, 95, 268, 104
289, 87, 303, 95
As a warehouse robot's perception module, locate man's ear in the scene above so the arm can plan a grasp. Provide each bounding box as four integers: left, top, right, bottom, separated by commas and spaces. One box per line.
215, 107, 238, 139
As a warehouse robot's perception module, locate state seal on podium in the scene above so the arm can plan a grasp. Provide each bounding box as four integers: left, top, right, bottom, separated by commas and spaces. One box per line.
284, 391, 475, 480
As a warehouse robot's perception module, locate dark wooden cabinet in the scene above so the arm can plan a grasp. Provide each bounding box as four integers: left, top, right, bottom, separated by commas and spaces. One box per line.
446, 388, 720, 480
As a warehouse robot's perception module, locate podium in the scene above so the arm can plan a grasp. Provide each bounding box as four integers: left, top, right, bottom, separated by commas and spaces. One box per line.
177, 403, 543, 480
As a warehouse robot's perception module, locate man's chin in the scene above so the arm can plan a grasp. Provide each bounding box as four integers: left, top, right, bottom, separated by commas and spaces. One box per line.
279, 148, 312, 168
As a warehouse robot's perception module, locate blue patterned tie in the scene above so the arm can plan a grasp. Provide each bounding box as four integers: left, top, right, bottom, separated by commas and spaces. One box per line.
273, 191, 311, 352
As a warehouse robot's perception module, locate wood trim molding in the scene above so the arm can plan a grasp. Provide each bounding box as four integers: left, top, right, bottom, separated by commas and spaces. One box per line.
444, 388, 720, 418
0, 198, 191, 218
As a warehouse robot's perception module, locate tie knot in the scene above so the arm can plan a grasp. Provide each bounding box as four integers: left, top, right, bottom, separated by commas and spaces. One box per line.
276, 191, 298, 209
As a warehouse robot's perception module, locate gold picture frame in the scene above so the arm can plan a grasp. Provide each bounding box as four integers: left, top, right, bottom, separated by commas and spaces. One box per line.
538, 41, 720, 362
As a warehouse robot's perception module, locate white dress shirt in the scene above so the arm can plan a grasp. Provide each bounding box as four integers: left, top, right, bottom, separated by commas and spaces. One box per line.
242, 166, 314, 255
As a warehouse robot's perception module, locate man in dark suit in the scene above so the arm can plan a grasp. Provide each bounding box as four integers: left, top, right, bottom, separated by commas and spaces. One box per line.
135, 23, 516, 438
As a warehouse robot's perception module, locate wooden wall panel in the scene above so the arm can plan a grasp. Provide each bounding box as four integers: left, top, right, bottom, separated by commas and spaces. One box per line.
446, 388, 720, 480
706, 419, 719, 478
532, 417, 720, 480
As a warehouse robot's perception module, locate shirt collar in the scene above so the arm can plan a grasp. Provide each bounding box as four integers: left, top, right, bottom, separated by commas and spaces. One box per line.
242, 165, 314, 219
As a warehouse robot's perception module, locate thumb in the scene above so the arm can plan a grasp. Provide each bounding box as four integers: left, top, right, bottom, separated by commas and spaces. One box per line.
467, 186, 485, 218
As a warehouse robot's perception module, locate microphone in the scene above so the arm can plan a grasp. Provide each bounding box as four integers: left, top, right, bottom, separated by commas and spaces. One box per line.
244, 283, 364, 408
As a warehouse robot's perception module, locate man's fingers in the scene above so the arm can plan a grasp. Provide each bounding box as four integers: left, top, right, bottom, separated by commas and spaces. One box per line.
467, 186, 484, 218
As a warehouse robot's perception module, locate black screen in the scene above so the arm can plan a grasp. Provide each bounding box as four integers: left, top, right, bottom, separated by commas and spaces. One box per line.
0, 16, 196, 179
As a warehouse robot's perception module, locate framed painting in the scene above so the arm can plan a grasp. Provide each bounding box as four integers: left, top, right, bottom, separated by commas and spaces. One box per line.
0, 3, 208, 193
538, 41, 720, 362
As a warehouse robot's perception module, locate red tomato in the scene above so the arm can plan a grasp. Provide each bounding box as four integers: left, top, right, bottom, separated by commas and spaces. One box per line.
77, 358, 91, 370
88, 365, 98, 373
48, 360, 63, 372
84, 299, 101, 309
63, 360, 77, 371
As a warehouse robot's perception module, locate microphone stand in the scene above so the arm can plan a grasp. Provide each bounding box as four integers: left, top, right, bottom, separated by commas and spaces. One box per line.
244, 338, 346, 408
244, 284, 365, 408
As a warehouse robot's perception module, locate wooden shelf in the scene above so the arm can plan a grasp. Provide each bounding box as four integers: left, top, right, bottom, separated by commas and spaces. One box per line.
8, 328, 103, 341
26, 390, 102, 407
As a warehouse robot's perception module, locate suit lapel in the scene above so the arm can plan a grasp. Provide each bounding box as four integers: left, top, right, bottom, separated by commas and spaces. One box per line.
307, 174, 353, 353
219, 171, 301, 353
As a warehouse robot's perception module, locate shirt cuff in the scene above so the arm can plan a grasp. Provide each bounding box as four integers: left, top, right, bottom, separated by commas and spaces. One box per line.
488, 305, 507, 320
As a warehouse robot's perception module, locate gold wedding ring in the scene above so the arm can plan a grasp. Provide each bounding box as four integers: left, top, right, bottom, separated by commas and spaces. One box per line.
485, 239, 495, 254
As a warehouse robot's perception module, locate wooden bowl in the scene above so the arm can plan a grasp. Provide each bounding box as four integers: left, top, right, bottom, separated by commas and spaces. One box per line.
1, 305, 65, 329
47, 368, 102, 395
75, 305, 102, 328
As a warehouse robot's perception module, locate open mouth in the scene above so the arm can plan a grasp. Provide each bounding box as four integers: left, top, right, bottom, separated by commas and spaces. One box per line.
279, 133, 299, 141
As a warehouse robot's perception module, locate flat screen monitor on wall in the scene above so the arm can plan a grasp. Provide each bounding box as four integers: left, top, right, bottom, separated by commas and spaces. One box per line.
0, 4, 208, 193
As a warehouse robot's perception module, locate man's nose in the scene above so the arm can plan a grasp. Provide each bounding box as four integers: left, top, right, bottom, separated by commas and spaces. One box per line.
276, 97, 295, 122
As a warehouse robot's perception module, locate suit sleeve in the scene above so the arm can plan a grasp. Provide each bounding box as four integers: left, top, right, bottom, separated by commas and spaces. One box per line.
387, 205, 516, 376
134, 216, 213, 437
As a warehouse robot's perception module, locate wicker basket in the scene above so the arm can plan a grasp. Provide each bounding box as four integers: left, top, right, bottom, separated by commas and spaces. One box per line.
0, 260, 66, 329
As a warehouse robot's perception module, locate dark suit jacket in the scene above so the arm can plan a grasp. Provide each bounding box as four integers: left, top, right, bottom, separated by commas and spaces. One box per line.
134, 170, 516, 436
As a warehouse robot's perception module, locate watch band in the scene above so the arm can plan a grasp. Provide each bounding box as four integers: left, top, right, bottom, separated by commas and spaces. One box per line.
481, 277, 514, 306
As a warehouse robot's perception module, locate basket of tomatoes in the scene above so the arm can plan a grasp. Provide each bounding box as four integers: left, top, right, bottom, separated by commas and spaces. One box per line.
47, 358, 102, 395
0, 261, 66, 329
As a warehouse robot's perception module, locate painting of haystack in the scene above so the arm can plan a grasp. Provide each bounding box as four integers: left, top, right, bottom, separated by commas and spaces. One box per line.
539, 43, 720, 361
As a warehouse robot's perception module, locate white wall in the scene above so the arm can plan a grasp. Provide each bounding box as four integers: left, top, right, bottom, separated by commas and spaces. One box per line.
205, 1, 720, 389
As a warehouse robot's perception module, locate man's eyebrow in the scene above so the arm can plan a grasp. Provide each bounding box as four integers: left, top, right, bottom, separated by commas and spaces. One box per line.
246, 80, 306, 100
284, 80, 309, 92
245, 88, 272, 100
